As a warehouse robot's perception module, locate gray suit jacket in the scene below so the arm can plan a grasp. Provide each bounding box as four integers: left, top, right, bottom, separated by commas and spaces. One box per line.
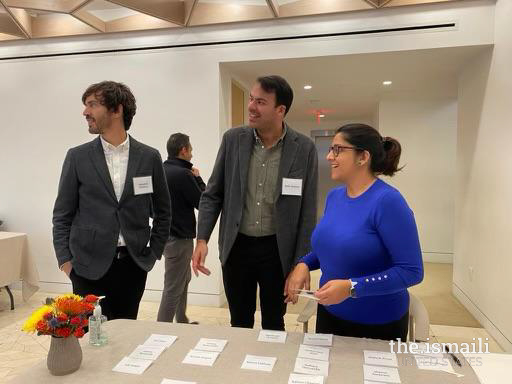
52, 136, 171, 280
197, 125, 318, 276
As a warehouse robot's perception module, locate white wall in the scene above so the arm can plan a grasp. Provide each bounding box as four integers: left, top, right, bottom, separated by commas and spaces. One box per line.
455, 0, 512, 352
379, 97, 457, 263
0, 0, 495, 307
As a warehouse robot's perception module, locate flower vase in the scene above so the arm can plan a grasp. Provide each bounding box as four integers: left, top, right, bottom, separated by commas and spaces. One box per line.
47, 335, 82, 376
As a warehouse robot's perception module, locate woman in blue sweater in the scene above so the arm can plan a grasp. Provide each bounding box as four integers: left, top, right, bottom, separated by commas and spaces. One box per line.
286, 123, 423, 341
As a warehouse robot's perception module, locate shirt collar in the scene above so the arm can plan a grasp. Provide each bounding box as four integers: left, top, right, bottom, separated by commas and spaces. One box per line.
100, 134, 130, 152
253, 123, 287, 148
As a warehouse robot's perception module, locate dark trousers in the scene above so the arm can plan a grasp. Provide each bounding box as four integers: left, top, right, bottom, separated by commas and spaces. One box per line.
222, 233, 286, 331
70, 247, 147, 321
316, 304, 409, 342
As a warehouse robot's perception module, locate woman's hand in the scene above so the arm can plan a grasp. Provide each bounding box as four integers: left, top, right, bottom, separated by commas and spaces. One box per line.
314, 279, 352, 305
284, 263, 311, 304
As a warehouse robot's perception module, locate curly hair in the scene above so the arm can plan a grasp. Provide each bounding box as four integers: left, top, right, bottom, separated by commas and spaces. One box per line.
82, 81, 137, 130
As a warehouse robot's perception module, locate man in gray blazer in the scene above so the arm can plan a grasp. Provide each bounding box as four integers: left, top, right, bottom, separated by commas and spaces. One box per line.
192, 76, 318, 330
53, 81, 171, 320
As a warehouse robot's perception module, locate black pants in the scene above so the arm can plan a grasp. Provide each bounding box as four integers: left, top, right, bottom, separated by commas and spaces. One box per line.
70, 248, 147, 321
316, 304, 409, 342
222, 233, 286, 330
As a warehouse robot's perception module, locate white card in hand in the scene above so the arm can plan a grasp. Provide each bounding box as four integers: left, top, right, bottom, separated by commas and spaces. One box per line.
363, 364, 401, 383
133, 176, 153, 195
143, 334, 178, 349
288, 373, 325, 384
129, 345, 166, 361
161, 380, 197, 384
298, 344, 330, 361
294, 358, 329, 377
303, 333, 333, 347
113, 356, 153, 375
194, 338, 228, 352
364, 350, 398, 367
182, 350, 219, 366
282, 178, 302, 196
258, 330, 287, 343
298, 292, 319, 301
241, 354, 277, 372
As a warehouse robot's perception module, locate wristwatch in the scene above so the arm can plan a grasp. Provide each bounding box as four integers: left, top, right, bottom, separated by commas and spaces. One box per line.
349, 279, 358, 298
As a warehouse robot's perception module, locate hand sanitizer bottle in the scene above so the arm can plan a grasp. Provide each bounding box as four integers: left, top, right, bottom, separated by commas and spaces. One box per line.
89, 296, 108, 346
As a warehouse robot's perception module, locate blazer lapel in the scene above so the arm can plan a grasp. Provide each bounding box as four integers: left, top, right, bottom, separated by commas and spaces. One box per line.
277, 125, 299, 201
239, 128, 253, 200
119, 136, 142, 206
89, 137, 117, 203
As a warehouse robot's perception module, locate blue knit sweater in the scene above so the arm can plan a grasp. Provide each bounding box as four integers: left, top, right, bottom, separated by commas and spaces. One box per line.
300, 179, 423, 325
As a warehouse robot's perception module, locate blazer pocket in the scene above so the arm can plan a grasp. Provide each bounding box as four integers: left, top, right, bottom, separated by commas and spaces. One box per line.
69, 226, 95, 265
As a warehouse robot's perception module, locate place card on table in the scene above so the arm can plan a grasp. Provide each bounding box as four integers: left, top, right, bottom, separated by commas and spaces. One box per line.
298, 344, 330, 361
363, 364, 401, 383
143, 334, 178, 349
294, 358, 329, 377
182, 350, 220, 367
129, 345, 166, 361
364, 350, 398, 367
303, 333, 333, 347
112, 356, 153, 375
194, 338, 228, 352
258, 329, 287, 343
241, 354, 277, 372
288, 373, 325, 384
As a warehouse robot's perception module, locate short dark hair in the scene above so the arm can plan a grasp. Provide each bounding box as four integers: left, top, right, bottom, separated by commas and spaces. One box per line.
256, 75, 293, 116
167, 133, 190, 158
82, 81, 137, 130
336, 123, 403, 177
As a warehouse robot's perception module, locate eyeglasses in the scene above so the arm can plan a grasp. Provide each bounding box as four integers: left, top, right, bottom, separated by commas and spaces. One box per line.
328, 144, 363, 156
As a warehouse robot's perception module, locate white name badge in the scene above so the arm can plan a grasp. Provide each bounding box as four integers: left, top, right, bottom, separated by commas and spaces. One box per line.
282, 178, 302, 196
303, 333, 333, 347
182, 350, 219, 367
133, 176, 153, 195
298, 344, 330, 362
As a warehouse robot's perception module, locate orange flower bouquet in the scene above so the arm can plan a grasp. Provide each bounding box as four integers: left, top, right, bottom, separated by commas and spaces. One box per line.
22, 294, 97, 338
22, 293, 98, 375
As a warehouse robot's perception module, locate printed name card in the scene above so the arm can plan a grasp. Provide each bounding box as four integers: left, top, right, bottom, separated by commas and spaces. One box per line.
288, 373, 325, 384
258, 330, 287, 343
363, 364, 401, 383
241, 354, 277, 372
113, 357, 153, 375
294, 358, 329, 377
182, 350, 220, 367
129, 345, 166, 361
303, 333, 333, 347
194, 338, 228, 352
364, 350, 398, 367
143, 334, 178, 349
298, 344, 330, 362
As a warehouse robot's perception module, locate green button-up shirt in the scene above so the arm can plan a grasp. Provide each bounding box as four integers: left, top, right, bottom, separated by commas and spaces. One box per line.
239, 125, 287, 237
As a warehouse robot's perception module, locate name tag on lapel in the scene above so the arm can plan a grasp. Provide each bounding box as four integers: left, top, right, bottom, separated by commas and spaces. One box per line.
282, 178, 302, 196
133, 176, 153, 195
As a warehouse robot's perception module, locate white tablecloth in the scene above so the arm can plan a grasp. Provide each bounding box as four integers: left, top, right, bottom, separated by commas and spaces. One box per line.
0, 231, 39, 301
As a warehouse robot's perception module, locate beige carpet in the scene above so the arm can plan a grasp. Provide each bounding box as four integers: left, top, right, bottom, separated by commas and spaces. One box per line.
249, 263, 481, 328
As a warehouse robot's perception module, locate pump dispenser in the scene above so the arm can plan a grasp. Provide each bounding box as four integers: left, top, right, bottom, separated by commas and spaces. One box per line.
89, 296, 107, 346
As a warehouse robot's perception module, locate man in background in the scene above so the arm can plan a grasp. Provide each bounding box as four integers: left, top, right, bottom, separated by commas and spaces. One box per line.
157, 133, 205, 323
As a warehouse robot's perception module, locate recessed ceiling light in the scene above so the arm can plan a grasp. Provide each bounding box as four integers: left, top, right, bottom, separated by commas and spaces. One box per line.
319, 114, 326, 118
304, 85, 312, 90
383, 81, 393, 86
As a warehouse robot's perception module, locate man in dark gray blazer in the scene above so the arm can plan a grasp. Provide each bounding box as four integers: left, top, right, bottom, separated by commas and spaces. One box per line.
53, 81, 171, 320
192, 76, 318, 330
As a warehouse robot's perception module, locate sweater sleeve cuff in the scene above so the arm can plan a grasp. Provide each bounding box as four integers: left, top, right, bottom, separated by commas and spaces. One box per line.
299, 252, 320, 271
